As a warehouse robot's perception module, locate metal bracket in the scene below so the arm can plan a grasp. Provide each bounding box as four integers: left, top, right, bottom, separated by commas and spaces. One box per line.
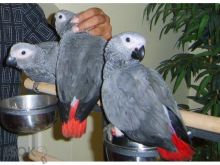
187, 127, 220, 142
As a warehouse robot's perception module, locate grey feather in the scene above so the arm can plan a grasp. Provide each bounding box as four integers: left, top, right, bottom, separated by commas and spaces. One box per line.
102, 32, 188, 150
55, 11, 106, 122
7, 41, 59, 84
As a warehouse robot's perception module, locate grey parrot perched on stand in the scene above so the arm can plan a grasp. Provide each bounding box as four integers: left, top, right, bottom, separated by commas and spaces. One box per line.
55, 10, 106, 138
6, 41, 59, 84
101, 32, 194, 161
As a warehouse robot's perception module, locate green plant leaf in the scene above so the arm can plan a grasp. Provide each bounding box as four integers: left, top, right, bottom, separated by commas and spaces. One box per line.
195, 70, 209, 82
195, 50, 214, 57
196, 75, 212, 97
187, 95, 208, 105
198, 14, 209, 38
173, 69, 186, 93
185, 68, 192, 88
149, 5, 165, 31
161, 69, 169, 80
144, 4, 157, 21
159, 22, 175, 39
162, 4, 172, 23
213, 102, 220, 117
176, 24, 199, 49
212, 74, 220, 90
154, 4, 165, 25
190, 85, 208, 96
215, 4, 220, 12
201, 101, 214, 114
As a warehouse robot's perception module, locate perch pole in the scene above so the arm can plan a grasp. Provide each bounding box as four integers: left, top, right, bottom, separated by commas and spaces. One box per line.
24, 78, 220, 134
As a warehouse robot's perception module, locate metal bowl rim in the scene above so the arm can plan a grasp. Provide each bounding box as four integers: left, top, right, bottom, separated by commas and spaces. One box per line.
0, 105, 58, 115
0, 94, 58, 115
104, 136, 157, 152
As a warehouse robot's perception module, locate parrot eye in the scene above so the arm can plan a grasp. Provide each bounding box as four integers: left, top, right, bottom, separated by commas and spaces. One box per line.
59, 15, 63, 19
126, 37, 130, 42
21, 51, 26, 55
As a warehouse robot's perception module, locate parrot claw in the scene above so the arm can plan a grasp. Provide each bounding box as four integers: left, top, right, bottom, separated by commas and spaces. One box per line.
33, 82, 40, 93
104, 124, 124, 142
104, 124, 114, 142
112, 127, 124, 137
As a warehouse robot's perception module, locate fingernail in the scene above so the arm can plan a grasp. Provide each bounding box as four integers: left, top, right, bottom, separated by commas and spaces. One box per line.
71, 16, 79, 23
72, 26, 79, 33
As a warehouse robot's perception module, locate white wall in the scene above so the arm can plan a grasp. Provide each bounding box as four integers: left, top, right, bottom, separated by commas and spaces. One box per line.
18, 3, 189, 161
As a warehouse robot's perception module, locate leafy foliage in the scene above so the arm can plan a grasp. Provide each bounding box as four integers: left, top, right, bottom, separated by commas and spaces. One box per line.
144, 4, 220, 160
144, 3, 220, 116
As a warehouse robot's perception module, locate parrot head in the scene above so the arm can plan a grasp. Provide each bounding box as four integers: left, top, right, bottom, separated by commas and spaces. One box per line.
105, 32, 146, 62
6, 43, 42, 69
54, 10, 77, 36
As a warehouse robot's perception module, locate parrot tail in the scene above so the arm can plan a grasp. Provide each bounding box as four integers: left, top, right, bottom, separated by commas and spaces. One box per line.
62, 98, 87, 138
157, 133, 194, 161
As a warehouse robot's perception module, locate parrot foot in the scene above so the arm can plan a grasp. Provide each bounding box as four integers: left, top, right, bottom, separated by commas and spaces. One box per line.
104, 124, 124, 142
111, 127, 124, 137
32, 82, 40, 93
104, 124, 114, 142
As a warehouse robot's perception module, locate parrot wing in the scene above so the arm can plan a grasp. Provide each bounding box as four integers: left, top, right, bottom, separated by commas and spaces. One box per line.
146, 68, 180, 117
36, 41, 59, 83
56, 31, 105, 122
147, 68, 190, 143
102, 63, 175, 149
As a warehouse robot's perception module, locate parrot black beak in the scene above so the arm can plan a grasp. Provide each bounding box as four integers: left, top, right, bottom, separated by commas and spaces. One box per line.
131, 45, 145, 61
6, 56, 17, 67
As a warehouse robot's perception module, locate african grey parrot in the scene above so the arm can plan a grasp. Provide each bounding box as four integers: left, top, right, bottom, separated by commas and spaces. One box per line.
101, 32, 194, 161
55, 10, 106, 138
6, 41, 59, 84
54, 9, 76, 37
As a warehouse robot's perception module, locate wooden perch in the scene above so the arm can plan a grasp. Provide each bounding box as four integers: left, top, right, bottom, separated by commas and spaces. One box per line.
24, 78, 220, 134
24, 78, 56, 95
24, 78, 102, 106
180, 110, 220, 134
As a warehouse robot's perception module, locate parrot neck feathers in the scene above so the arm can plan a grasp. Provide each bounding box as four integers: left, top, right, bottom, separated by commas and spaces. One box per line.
103, 55, 139, 80
103, 60, 116, 79
103, 58, 126, 80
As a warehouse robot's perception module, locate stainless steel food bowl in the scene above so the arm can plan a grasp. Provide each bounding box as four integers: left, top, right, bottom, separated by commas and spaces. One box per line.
0, 94, 58, 134
103, 126, 160, 161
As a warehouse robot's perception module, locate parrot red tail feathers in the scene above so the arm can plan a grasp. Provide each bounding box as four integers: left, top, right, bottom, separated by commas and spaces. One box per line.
157, 134, 194, 161
62, 99, 87, 138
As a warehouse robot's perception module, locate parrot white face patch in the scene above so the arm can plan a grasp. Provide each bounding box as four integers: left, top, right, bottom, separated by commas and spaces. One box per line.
10, 47, 34, 60
120, 33, 146, 51
9, 43, 37, 61
55, 12, 67, 24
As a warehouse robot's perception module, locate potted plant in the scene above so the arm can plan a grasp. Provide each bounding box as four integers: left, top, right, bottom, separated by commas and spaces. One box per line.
144, 3, 220, 160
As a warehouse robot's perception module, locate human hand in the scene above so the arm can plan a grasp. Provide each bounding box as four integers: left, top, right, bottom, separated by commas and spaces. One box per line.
72, 8, 112, 40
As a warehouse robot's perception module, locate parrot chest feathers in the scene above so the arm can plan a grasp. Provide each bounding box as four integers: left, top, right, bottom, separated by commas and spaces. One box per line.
103, 59, 134, 80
